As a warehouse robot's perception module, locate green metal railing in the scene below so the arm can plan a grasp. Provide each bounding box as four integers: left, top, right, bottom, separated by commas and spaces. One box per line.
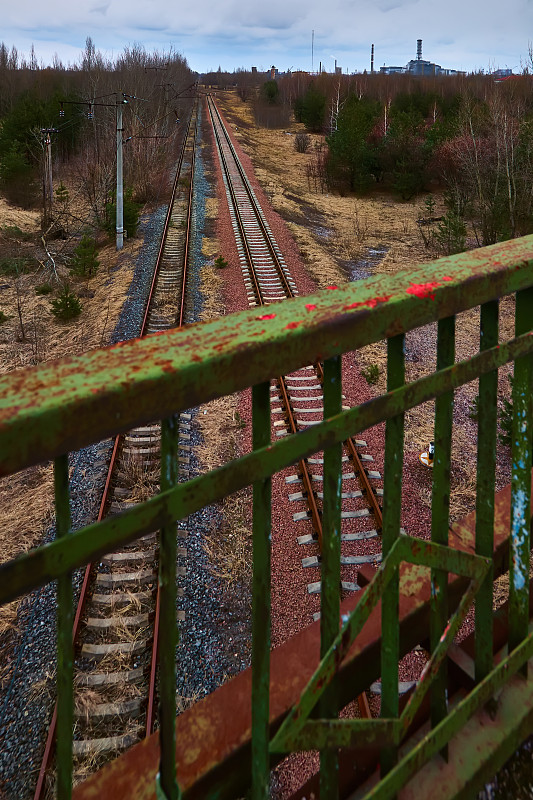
1, 236, 533, 799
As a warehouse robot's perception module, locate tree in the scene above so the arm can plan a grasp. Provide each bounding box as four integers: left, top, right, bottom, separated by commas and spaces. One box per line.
294, 86, 327, 132
50, 284, 82, 320
326, 94, 380, 193
261, 80, 279, 104
70, 235, 99, 277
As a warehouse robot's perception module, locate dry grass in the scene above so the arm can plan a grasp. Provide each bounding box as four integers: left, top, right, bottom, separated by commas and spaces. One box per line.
203, 489, 252, 584
218, 88, 522, 564
196, 233, 252, 583
121, 451, 160, 503
0, 192, 150, 692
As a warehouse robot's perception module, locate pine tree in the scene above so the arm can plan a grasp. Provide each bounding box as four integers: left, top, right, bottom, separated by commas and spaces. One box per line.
70, 235, 99, 278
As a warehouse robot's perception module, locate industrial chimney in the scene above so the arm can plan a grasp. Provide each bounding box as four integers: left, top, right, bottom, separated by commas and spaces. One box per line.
417, 39, 422, 61
371, 43, 374, 73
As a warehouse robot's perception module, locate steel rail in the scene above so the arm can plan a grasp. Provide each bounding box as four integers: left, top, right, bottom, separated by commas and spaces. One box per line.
210, 96, 382, 534
208, 94, 373, 721
315, 362, 383, 530
208, 96, 324, 543
33, 98, 198, 800
147, 105, 199, 734
208, 98, 294, 298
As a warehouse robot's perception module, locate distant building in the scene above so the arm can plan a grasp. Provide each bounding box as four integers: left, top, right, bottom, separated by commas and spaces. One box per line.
491, 68, 513, 78
379, 40, 465, 78
380, 65, 405, 74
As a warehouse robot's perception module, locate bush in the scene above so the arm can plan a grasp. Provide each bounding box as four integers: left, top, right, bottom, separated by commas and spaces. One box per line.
435, 211, 467, 255
1, 225, 33, 242
361, 363, 380, 385
35, 282, 53, 295
50, 284, 82, 321
214, 255, 228, 269
70, 235, 99, 278
0, 311, 8, 324
0, 257, 35, 276
295, 132, 311, 153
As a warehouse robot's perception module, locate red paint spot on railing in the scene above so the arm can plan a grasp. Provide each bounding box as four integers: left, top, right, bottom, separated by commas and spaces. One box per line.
343, 294, 391, 311
285, 321, 303, 330
406, 281, 444, 300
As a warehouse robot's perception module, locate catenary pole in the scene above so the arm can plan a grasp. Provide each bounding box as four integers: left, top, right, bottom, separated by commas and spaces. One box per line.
116, 94, 127, 250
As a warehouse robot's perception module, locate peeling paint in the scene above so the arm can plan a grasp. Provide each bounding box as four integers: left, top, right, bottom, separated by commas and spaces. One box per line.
285, 321, 304, 330
406, 281, 446, 300
343, 295, 392, 311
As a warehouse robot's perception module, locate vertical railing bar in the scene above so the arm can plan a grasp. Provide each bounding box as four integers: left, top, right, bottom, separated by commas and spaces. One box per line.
159, 414, 180, 800
430, 315, 455, 747
251, 382, 272, 800
381, 333, 405, 777
475, 300, 499, 682
55, 453, 73, 800
319, 355, 342, 799
509, 286, 533, 666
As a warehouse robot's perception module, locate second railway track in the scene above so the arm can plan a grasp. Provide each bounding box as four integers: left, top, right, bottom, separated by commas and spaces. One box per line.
35, 100, 199, 798
208, 94, 385, 607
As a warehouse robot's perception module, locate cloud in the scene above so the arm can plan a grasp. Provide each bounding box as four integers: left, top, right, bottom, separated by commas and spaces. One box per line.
90, 3, 110, 15
1, 0, 532, 73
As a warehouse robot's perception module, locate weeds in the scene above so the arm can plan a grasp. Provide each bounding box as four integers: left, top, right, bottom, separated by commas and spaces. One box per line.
1, 225, 33, 242
0, 310, 8, 324
361, 363, 380, 385
0, 256, 35, 276
294, 132, 311, 154
214, 255, 228, 269
35, 282, 53, 295
352, 204, 370, 244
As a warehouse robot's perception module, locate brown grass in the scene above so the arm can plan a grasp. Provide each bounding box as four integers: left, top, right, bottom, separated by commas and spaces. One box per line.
217, 88, 520, 563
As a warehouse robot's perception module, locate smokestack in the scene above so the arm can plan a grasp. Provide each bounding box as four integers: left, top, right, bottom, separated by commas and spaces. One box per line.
371, 43, 374, 73
335, 59, 337, 72
417, 39, 422, 61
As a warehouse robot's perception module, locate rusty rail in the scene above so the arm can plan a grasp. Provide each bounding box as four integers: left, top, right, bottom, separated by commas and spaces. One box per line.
33, 98, 198, 800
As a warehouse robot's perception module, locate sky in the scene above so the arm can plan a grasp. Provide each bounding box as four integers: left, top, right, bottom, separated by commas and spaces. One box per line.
3, 0, 532, 76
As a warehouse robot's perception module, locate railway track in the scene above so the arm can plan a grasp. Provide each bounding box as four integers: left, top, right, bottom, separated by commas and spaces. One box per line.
35, 100, 199, 798
208, 94, 386, 718
208, 95, 384, 606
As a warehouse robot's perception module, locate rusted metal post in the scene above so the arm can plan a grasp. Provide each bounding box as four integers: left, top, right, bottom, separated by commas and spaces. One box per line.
319, 355, 342, 798
381, 333, 405, 776
509, 287, 533, 665
475, 300, 498, 681
431, 315, 455, 748
251, 381, 272, 799
55, 453, 73, 800
158, 414, 180, 799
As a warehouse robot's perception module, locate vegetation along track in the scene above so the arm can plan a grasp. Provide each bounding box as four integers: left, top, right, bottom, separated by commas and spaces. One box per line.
35, 100, 199, 798
208, 94, 385, 715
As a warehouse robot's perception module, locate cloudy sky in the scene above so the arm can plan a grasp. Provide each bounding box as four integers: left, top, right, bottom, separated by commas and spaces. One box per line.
3, 0, 531, 75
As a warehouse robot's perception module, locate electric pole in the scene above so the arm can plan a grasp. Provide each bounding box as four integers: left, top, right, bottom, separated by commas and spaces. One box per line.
41, 128, 57, 227
116, 94, 127, 250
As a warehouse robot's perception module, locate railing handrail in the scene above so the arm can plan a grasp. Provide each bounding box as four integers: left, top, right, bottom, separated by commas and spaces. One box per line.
2, 234, 533, 479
